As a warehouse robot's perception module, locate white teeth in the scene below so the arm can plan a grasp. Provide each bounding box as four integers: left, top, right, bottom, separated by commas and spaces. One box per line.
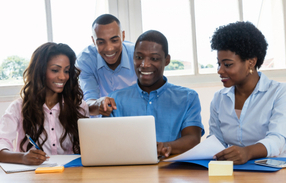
221, 78, 229, 80
105, 53, 116, 57
54, 83, 64, 86
141, 72, 153, 75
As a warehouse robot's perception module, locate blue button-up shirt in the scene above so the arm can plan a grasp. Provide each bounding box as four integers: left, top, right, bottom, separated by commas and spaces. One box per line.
209, 72, 286, 157
76, 41, 137, 100
109, 77, 204, 142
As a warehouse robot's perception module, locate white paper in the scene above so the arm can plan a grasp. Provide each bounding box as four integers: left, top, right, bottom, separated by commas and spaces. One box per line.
48, 154, 81, 166
0, 161, 57, 173
164, 135, 225, 162
0, 154, 80, 173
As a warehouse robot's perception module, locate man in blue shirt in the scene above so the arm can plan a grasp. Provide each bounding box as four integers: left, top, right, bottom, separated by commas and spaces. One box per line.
76, 14, 137, 116
109, 30, 204, 157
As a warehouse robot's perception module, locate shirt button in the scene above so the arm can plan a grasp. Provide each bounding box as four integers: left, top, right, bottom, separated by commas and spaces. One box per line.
53, 144, 55, 146
51, 128, 54, 131
50, 112, 52, 115
149, 102, 152, 104
157, 95, 159, 97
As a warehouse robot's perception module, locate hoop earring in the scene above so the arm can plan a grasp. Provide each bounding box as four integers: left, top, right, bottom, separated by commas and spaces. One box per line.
250, 69, 253, 74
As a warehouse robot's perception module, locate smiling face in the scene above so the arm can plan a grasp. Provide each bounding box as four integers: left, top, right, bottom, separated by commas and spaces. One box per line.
134, 41, 170, 93
92, 21, 125, 70
46, 54, 70, 97
217, 50, 252, 87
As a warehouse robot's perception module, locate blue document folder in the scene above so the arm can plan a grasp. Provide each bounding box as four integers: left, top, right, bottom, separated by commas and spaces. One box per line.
64, 157, 285, 172
177, 157, 286, 172
64, 157, 82, 168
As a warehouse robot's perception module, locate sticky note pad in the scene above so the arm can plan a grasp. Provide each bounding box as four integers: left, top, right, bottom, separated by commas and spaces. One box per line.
208, 161, 233, 176
35, 166, 64, 174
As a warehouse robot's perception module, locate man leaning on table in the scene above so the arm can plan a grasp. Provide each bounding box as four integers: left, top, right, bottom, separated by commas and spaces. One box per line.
76, 14, 137, 116
108, 30, 204, 158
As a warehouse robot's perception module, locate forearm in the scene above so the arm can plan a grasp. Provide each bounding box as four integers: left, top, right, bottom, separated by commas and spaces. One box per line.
168, 135, 200, 155
244, 143, 267, 160
86, 99, 100, 116
0, 149, 24, 164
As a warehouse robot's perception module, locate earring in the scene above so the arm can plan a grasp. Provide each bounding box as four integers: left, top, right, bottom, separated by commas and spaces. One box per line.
250, 69, 253, 74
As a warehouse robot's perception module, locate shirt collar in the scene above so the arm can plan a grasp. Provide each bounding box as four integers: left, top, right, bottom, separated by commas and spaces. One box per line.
136, 76, 168, 96
43, 98, 64, 111
96, 42, 131, 70
253, 71, 270, 93
222, 71, 269, 96
43, 102, 60, 111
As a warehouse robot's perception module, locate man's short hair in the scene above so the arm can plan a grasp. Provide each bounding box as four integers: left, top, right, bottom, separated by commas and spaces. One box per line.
135, 30, 169, 57
92, 14, 121, 30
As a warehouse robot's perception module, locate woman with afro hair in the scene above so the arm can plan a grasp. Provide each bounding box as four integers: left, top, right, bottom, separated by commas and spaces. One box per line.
0, 42, 89, 165
209, 21, 286, 164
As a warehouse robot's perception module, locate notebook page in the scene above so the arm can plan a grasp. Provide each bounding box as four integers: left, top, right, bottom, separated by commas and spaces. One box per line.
0, 161, 57, 173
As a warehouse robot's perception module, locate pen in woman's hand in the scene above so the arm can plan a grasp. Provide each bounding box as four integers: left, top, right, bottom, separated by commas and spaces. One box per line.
26, 134, 41, 150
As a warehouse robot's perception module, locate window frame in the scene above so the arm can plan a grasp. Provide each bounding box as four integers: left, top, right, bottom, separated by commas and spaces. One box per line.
0, 0, 285, 102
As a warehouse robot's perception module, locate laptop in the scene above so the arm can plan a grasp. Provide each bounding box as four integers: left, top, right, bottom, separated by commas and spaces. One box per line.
78, 115, 158, 166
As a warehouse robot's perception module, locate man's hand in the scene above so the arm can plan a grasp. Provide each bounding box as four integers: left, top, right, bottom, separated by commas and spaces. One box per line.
98, 97, 117, 116
87, 97, 117, 116
157, 142, 172, 158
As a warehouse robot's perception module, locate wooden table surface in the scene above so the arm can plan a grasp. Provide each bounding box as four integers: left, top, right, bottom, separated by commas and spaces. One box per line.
1, 161, 285, 183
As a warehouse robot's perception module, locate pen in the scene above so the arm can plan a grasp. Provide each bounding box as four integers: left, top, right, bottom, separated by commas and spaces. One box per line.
26, 134, 41, 150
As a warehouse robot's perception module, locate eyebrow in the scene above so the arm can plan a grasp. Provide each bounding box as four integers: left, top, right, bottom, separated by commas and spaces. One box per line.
96, 36, 120, 41
217, 58, 234, 62
51, 64, 70, 69
135, 52, 161, 56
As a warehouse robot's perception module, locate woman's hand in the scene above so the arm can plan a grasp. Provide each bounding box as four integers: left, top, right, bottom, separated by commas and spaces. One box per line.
214, 146, 250, 164
22, 149, 49, 165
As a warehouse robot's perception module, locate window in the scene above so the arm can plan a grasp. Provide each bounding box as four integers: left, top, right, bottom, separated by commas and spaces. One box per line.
195, 0, 239, 74
51, 0, 109, 55
140, 0, 286, 77
0, 0, 47, 86
0, 0, 108, 87
141, 0, 195, 76
243, 0, 286, 70
0, 0, 285, 96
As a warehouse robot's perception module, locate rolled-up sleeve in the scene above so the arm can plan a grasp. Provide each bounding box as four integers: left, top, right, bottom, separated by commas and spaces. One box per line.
0, 99, 22, 151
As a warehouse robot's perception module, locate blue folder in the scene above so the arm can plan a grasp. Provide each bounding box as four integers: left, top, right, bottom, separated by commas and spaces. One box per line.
64, 157, 286, 172
175, 157, 286, 172
64, 157, 83, 168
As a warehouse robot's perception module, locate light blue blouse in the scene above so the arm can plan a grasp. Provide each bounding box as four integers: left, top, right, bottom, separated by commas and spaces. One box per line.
209, 72, 286, 157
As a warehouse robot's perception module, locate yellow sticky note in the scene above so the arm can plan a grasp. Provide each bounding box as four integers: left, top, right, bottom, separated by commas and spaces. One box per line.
208, 161, 233, 176
35, 166, 64, 174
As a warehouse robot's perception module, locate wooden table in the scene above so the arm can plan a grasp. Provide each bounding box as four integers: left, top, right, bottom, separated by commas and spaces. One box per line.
1, 162, 285, 183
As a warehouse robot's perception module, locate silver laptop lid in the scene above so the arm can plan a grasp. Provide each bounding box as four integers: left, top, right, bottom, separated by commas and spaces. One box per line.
78, 115, 158, 166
